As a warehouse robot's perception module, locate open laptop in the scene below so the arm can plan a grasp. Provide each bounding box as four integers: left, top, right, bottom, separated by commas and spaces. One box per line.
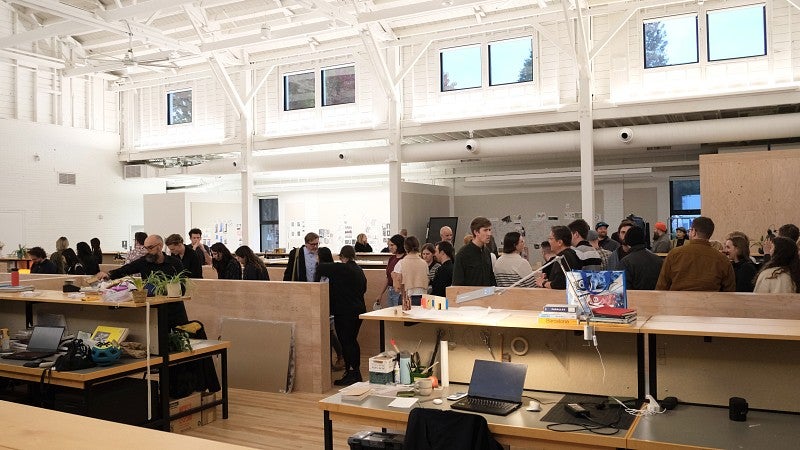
450, 359, 527, 416
1, 326, 65, 361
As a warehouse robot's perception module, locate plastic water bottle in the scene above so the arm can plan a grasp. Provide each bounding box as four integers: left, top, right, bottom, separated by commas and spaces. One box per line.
399, 351, 411, 385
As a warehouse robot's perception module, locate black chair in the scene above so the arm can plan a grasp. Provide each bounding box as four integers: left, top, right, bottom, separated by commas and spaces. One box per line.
403, 408, 503, 450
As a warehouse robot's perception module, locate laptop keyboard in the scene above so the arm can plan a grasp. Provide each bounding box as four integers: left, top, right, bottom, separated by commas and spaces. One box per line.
451, 396, 519, 416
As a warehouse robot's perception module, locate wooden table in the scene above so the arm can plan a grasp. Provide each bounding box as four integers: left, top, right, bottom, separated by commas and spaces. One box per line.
0, 399, 253, 449
319, 385, 631, 450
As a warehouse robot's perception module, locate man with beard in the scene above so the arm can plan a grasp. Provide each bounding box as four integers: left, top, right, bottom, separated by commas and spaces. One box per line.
96, 234, 187, 328
595, 221, 620, 252
651, 221, 672, 253
606, 220, 635, 270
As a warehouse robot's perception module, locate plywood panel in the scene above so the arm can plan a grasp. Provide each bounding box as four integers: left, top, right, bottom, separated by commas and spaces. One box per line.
221, 318, 293, 393
700, 149, 800, 242
185, 279, 329, 393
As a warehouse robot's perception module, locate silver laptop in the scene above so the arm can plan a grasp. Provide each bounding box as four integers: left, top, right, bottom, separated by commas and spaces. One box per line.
450, 359, 528, 416
2, 326, 65, 361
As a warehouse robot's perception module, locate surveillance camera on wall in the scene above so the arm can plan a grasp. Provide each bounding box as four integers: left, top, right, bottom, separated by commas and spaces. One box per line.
338, 152, 347, 161
465, 139, 479, 154
619, 127, 633, 143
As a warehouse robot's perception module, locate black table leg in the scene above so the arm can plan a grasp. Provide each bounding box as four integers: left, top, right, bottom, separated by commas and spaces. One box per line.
222, 348, 228, 419
323, 409, 333, 450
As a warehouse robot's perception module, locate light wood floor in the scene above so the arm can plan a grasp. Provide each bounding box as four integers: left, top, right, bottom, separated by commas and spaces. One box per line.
183, 387, 384, 449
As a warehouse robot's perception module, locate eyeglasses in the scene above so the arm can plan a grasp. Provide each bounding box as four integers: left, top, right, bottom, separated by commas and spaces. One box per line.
307, 241, 320, 247
144, 244, 159, 250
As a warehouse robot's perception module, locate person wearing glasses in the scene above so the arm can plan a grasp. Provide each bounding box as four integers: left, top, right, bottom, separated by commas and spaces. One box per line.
96, 234, 188, 327
283, 232, 320, 282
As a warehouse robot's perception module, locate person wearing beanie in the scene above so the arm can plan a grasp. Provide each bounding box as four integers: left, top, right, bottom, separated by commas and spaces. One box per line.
671, 227, 688, 248
652, 221, 672, 253
619, 226, 663, 290
595, 221, 620, 252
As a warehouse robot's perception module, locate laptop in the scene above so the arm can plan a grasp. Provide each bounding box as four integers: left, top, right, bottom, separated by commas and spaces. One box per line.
450, 359, 528, 416
2, 326, 65, 361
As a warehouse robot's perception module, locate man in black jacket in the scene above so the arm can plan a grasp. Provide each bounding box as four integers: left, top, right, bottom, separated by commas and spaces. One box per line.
316, 245, 367, 386
536, 225, 582, 290
431, 241, 455, 297
96, 234, 187, 328
619, 226, 663, 290
165, 233, 203, 278
283, 232, 320, 281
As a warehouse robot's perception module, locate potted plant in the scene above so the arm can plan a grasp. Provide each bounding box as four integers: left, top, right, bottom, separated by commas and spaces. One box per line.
148, 270, 190, 298
126, 276, 147, 303
15, 245, 27, 259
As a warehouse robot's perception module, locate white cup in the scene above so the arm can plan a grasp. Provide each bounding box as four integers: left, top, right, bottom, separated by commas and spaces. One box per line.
415, 377, 433, 396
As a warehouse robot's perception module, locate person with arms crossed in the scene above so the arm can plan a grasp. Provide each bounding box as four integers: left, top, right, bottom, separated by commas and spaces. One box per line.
430, 241, 455, 297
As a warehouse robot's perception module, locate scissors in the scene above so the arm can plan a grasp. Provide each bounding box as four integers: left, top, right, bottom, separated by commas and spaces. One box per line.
479, 330, 495, 360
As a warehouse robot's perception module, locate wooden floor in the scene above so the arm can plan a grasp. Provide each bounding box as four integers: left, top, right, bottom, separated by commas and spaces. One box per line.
182, 387, 382, 449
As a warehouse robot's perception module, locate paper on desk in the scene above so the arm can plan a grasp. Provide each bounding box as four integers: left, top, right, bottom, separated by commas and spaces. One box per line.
403, 306, 509, 325
388, 397, 418, 408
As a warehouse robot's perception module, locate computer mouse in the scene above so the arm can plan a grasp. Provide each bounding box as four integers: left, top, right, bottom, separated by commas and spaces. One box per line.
432, 398, 443, 405
526, 400, 541, 412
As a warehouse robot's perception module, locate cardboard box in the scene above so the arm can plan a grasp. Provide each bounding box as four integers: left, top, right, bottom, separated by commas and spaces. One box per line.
369, 355, 395, 373
201, 391, 217, 425
169, 392, 202, 433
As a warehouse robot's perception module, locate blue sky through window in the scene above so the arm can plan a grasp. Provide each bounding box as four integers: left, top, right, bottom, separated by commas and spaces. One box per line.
441, 45, 481, 91
489, 37, 533, 85
708, 5, 766, 61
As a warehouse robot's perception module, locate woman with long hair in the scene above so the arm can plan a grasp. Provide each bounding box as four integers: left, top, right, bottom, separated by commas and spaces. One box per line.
754, 236, 800, 293
354, 233, 373, 253
421, 243, 440, 290
90, 237, 103, 265
76, 241, 100, 275
50, 236, 69, 274
374, 234, 405, 308
393, 236, 429, 298
234, 245, 269, 281
211, 242, 242, 280
723, 234, 757, 292
62, 248, 84, 275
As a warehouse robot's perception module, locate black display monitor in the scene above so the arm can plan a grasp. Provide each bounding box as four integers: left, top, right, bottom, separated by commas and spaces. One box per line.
426, 217, 458, 244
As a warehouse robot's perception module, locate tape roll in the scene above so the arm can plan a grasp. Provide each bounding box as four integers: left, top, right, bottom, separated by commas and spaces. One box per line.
510, 337, 529, 356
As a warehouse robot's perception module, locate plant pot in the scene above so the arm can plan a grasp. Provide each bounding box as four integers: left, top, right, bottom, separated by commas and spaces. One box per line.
166, 282, 182, 298
131, 290, 147, 303
145, 283, 157, 297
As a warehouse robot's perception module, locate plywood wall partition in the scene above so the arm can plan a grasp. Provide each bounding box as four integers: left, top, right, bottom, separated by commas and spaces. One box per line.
700, 149, 800, 243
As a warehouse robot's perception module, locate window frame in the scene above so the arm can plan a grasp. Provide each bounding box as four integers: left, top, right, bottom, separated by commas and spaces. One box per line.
488, 36, 534, 87
642, 13, 700, 69
706, 4, 767, 62
166, 89, 193, 126
283, 70, 316, 111
321, 64, 356, 107
439, 44, 483, 92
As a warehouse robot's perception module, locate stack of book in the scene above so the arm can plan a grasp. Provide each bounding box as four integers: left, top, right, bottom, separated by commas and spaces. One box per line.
537, 304, 579, 324
589, 306, 637, 325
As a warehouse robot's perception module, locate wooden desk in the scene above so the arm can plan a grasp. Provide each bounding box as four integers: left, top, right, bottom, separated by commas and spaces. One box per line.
0, 399, 253, 449
319, 385, 631, 450
627, 404, 800, 450
640, 315, 800, 411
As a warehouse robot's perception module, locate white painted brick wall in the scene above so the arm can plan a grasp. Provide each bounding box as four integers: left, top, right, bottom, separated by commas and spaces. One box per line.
0, 118, 165, 252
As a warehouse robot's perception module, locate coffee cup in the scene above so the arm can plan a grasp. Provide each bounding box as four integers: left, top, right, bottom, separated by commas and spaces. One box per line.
415, 377, 433, 396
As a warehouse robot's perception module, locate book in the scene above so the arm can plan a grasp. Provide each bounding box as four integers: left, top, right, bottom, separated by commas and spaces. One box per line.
588, 316, 637, 324
592, 306, 637, 318
537, 317, 579, 325
339, 382, 372, 402
537, 312, 578, 319
91, 325, 129, 344
543, 304, 578, 313
0, 285, 34, 292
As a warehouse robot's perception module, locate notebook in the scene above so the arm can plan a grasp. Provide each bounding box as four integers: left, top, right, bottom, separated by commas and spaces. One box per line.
450, 359, 528, 416
1, 326, 65, 361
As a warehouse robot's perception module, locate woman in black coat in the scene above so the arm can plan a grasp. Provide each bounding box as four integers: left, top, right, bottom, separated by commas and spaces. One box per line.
316, 245, 367, 386
211, 242, 242, 280
234, 245, 269, 281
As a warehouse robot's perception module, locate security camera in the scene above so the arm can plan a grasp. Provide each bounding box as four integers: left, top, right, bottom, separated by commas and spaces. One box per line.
465, 139, 479, 154
338, 153, 346, 160
232, 161, 237, 167
619, 127, 633, 143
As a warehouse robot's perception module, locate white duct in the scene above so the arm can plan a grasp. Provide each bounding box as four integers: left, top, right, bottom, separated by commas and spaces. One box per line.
153, 112, 800, 177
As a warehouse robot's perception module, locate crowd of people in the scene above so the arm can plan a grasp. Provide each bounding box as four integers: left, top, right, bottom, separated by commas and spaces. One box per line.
21, 217, 800, 387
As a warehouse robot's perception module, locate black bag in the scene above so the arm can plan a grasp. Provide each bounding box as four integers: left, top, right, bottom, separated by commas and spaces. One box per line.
54, 339, 96, 372
168, 320, 221, 398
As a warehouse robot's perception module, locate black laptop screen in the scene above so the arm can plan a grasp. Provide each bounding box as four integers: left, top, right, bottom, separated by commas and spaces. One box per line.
467, 360, 527, 403
27, 326, 65, 352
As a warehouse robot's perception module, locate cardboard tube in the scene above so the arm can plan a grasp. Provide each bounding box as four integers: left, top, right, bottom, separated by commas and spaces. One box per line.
440, 340, 449, 387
